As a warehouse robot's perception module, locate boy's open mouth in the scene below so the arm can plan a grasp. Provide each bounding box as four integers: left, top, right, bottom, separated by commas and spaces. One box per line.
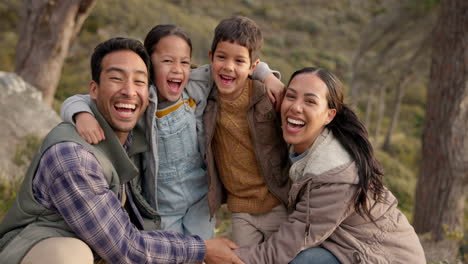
168, 79, 182, 93
220, 74, 235, 86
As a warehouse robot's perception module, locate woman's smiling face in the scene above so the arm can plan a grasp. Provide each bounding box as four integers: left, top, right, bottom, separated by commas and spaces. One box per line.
281, 72, 336, 154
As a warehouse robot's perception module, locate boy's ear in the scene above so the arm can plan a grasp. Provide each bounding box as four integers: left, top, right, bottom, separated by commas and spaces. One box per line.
249, 58, 260, 73
208, 50, 213, 62
89, 81, 98, 100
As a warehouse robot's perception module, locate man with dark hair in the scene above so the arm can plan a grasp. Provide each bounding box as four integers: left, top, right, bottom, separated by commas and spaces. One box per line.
0, 37, 243, 264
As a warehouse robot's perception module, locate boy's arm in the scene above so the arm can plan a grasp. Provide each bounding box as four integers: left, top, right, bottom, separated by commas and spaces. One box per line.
252, 61, 284, 111
60, 94, 105, 144
186, 62, 282, 108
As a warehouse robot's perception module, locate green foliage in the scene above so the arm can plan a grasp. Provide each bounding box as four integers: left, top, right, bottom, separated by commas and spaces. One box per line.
0, 176, 22, 220
286, 17, 320, 35
0, 31, 17, 72
1, 134, 42, 219
408, 0, 440, 13
215, 205, 232, 238
376, 150, 416, 217
0, 2, 20, 72
0, 2, 19, 31
383, 133, 421, 173
0, 133, 41, 219
442, 224, 464, 242
12, 134, 42, 167
398, 104, 425, 138
404, 81, 427, 107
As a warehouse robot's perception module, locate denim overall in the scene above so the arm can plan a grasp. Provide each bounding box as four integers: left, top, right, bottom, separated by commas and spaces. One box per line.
156, 93, 215, 239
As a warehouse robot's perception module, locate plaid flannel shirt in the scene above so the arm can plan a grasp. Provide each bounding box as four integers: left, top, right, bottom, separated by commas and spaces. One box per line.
32, 141, 205, 263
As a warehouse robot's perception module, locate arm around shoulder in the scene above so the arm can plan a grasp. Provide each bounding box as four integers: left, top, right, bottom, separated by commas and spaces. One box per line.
60, 94, 104, 144
60, 94, 93, 124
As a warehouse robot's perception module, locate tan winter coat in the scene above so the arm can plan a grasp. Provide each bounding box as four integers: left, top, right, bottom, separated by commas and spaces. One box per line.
236, 129, 426, 264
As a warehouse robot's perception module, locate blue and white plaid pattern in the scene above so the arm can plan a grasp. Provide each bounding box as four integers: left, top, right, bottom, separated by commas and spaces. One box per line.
33, 142, 206, 263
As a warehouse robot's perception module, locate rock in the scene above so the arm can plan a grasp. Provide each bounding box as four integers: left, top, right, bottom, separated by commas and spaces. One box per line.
0, 72, 61, 182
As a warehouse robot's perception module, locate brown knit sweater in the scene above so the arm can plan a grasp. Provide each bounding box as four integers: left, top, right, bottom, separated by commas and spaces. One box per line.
213, 80, 280, 214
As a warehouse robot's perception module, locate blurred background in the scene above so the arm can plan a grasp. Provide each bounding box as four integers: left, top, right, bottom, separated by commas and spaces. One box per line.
0, 0, 466, 263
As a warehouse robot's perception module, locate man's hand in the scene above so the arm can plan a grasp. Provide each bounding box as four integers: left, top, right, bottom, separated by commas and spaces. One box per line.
264, 72, 285, 112
204, 238, 244, 264
74, 112, 105, 144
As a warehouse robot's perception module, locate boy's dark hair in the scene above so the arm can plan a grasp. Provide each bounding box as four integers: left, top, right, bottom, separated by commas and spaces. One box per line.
144, 24, 192, 81
210, 16, 263, 64
91, 37, 151, 84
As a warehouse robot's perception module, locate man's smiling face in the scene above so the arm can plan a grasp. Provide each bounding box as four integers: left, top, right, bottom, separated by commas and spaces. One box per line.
90, 50, 149, 143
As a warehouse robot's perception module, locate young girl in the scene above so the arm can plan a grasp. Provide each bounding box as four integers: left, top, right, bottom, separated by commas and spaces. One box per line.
235, 67, 426, 263
61, 24, 280, 239
62, 25, 214, 239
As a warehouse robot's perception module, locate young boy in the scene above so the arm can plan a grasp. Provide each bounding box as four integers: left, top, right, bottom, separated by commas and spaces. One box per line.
188, 16, 291, 246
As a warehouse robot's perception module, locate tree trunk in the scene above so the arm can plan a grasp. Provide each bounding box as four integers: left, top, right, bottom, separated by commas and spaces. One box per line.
413, 0, 468, 261
381, 75, 410, 151
364, 85, 374, 127
381, 39, 427, 151
373, 85, 386, 144
14, 0, 96, 106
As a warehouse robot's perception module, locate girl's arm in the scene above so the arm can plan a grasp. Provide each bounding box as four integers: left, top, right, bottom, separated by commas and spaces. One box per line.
235, 182, 356, 264
60, 94, 105, 144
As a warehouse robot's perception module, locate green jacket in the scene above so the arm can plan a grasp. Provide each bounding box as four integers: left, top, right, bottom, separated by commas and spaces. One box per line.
0, 102, 159, 263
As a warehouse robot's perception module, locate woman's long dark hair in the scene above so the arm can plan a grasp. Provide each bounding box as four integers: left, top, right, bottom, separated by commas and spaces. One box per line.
288, 67, 385, 220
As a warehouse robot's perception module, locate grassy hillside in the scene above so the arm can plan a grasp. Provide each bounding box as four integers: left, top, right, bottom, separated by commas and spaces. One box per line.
4, 1, 465, 262
0, 0, 429, 224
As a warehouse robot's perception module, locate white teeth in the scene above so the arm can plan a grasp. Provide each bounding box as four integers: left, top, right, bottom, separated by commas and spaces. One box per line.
221, 75, 234, 80
115, 103, 136, 110
169, 79, 182, 83
287, 118, 305, 125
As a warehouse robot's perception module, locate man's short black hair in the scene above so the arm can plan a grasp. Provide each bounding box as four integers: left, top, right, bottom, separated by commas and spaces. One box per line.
91, 37, 151, 84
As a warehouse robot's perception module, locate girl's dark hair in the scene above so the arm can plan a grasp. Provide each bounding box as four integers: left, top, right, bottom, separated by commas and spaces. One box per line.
288, 67, 385, 220
143, 24, 192, 81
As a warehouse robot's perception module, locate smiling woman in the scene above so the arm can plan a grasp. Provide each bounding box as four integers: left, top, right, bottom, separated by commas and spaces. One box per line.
235, 67, 426, 264
281, 72, 336, 155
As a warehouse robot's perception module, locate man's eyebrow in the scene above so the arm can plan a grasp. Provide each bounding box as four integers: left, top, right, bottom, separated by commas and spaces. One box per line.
105, 67, 125, 74
105, 67, 147, 76
134, 70, 148, 76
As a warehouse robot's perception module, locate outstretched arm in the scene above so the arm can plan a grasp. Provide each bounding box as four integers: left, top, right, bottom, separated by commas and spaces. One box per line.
33, 142, 206, 263
252, 61, 284, 111
60, 94, 105, 144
